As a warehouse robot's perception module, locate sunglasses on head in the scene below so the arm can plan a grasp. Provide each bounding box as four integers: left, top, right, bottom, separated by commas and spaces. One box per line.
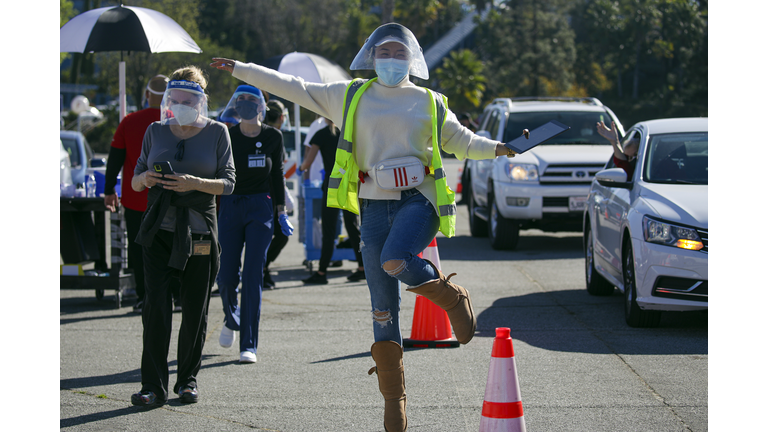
175, 139, 185, 162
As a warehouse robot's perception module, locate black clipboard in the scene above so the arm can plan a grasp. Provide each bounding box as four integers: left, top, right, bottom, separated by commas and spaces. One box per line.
504, 120, 571, 154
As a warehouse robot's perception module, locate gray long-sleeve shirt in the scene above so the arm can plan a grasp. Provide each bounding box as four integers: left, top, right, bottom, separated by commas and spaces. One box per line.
135, 118, 235, 233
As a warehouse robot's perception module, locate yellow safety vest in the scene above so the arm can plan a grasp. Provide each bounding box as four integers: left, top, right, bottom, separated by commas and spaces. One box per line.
327, 78, 458, 238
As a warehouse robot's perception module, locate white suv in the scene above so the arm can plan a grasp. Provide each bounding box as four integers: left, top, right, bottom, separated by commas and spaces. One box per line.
464, 97, 624, 249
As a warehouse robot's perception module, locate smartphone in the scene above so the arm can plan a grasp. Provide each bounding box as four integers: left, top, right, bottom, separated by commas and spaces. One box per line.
152, 161, 175, 189
153, 161, 175, 176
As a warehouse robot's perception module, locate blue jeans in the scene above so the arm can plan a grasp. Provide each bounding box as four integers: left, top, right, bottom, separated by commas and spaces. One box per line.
217, 193, 274, 354
360, 189, 440, 345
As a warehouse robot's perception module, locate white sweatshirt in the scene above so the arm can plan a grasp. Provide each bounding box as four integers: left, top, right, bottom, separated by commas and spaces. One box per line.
232, 61, 500, 210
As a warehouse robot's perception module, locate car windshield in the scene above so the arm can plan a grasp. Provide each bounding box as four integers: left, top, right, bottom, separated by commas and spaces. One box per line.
60, 137, 81, 168
644, 132, 708, 185
503, 111, 614, 145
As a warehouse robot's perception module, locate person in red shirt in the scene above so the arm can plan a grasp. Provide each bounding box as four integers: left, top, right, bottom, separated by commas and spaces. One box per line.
104, 75, 180, 312
597, 120, 639, 180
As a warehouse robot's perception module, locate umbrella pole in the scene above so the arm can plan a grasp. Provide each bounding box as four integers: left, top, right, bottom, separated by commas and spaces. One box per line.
294, 103, 302, 170
119, 51, 126, 122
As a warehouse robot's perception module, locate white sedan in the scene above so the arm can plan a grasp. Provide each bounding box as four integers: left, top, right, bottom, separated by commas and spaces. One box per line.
583, 118, 707, 327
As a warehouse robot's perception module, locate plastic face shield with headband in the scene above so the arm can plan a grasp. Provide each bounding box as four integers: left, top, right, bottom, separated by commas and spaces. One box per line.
160, 80, 208, 127
349, 23, 429, 81
221, 85, 267, 125
141, 78, 168, 109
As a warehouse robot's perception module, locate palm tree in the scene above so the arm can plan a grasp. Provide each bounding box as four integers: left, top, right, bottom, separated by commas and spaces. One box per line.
435, 49, 487, 113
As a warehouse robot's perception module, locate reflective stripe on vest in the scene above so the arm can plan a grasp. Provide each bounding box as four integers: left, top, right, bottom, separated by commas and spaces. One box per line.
326, 79, 373, 215
326, 79, 457, 237
427, 89, 457, 237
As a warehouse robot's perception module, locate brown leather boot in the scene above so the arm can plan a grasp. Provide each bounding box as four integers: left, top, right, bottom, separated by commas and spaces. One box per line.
368, 341, 407, 432
406, 259, 476, 344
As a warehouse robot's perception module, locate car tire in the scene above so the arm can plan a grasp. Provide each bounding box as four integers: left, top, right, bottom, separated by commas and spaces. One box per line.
488, 194, 519, 250
466, 176, 488, 237
623, 240, 661, 328
584, 225, 614, 296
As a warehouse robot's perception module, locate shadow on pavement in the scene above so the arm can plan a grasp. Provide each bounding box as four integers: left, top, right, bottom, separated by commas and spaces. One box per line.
474, 289, 707, 356
60, 355, 234, 391
61, 406, 145, 429
436, 233, 584, 262
311, 351, 371, 363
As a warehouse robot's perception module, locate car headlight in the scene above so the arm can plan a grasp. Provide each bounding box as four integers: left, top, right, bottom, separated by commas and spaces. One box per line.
642, 216, 703, 251
505, 163, 539, 182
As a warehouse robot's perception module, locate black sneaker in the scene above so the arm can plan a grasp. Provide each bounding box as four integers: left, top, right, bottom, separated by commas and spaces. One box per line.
330, 260, 343, 268
131, 390, 164, 407
302, 272, 328, 285
178, 385, 198, 404
133, 300, 143, 313
347, 270, 366, 282
263, 271, 275, 289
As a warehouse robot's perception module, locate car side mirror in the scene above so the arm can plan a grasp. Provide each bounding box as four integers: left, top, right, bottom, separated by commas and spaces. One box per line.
595, 168, 632, 189
475, 130, 491, 140
90, 158, 106, 168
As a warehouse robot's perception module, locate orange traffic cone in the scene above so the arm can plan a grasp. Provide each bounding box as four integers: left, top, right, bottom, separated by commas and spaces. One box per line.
479, 328, 526, 432
403, 238, 460, 348
456, 166, 463, 194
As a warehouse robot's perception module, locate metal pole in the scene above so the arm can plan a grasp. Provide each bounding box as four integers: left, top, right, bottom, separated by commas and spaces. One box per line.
294, 103, 302, 167
119, 52, 126, 122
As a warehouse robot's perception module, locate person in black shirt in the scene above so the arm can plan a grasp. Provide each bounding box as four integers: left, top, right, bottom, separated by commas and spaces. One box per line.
216, 85, 294, 364
263, 100, 289, 288
299, 118, 365, 284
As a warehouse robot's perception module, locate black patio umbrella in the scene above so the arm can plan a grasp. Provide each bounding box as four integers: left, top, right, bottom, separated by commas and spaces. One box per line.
60, 4, 202, 121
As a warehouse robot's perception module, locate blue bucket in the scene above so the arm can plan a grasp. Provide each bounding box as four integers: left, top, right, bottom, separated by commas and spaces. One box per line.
93, 171, 106, 196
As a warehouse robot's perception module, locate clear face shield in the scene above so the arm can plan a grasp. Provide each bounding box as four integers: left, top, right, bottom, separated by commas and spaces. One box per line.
350, 23, 429, 82
221, 85, 267, 125
142, 80, 166, 109
160, 80, 209, 128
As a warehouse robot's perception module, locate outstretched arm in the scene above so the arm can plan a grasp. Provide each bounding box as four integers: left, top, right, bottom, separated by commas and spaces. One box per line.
597, 121, 626, 161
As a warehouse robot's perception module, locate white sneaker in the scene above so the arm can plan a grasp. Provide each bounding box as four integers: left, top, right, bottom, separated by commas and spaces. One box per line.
219, 326, 236, 348
239, 351, 257, 363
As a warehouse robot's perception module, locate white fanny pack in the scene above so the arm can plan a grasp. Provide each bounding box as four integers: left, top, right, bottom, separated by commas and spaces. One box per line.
369, 156, 427, 191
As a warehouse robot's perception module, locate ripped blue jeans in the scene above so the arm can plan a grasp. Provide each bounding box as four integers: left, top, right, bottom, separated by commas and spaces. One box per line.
360, 189, 440, 345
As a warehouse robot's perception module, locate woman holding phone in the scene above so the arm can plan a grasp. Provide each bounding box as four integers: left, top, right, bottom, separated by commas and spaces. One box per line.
130, 65, 235, 406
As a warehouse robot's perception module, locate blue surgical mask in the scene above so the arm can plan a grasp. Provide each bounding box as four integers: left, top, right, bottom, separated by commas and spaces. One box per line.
170, 104, 198, 126
375, 58, 410, 86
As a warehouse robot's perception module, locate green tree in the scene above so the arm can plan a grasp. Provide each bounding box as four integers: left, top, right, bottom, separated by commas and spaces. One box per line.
60, 0, 76, 64
475, 0, 578, 99
655, 0, 708, 117
570, 0, 707, 124
435, 49, 486, 112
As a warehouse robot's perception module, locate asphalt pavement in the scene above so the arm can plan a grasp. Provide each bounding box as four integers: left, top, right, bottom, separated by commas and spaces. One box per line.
58, 159, 709, 431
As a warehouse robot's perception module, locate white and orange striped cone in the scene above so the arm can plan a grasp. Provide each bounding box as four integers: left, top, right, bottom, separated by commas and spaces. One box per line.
403, 238, 460, 348
479, 327, 526, 432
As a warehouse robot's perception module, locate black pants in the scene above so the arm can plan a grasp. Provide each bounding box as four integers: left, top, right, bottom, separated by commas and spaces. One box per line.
140, 229, 212, 401
265, 207, 288, 269
319, 189, 363, 273
126, 208, 180, 302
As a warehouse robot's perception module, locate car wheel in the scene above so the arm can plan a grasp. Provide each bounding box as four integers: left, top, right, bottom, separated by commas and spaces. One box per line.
623, 240, 661, 328
488, 194, 519, 250
466, 177, 488, 237
585, 225, 614, 296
